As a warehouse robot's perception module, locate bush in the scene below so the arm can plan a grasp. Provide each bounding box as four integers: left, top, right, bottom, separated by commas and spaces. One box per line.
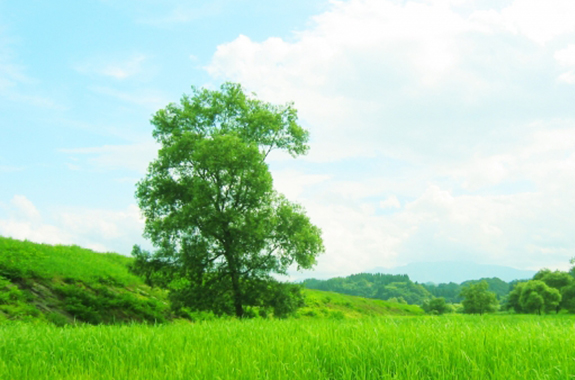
54, 281, 167, 324
422, 297, 453, 315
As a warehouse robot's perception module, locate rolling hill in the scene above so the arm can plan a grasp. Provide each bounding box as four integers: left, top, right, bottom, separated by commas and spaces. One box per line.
0, 236, 421, 324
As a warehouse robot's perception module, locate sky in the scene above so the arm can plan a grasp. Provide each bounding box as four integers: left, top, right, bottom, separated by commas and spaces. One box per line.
1, 0, 575, 280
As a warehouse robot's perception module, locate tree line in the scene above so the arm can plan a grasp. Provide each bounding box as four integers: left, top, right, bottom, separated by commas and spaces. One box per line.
302, 273, 511, 306
304, 263, 575, 315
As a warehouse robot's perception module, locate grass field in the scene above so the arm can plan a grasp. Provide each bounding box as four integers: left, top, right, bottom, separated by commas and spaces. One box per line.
1, 314, 574, 380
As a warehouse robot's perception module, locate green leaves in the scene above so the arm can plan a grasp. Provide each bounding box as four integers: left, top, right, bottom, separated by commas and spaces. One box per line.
460, 281, 499, 314
150, 83, 309, 158
135, 83, 323, 317
508, 280, 561, 314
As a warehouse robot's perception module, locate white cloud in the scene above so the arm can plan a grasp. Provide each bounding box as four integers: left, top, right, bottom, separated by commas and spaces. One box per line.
10, 195, 41, 222
205, 0, 575, 275
60, 140, 159, 174
499, 0, 575, 45
555, 45, 575, 67
380, 196, 401, 209
554, 45, 575, 84
208, 0, 564, 164
557, 71, 575, 84
0, 195, 146, 255
0, 195, 72, 246
271, 169, 330, 200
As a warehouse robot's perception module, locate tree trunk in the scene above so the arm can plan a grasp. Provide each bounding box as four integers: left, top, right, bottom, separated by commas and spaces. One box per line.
223, 245, 244, 318
230, 270, 244, 318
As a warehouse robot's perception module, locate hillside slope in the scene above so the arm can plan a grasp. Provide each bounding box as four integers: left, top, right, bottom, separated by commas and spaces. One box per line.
0, 237, 422, 324
300, 289, 423, 318
0, 237, 169, 325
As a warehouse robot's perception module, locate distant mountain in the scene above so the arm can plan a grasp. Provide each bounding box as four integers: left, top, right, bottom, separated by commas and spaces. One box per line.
368, 261, 536, 284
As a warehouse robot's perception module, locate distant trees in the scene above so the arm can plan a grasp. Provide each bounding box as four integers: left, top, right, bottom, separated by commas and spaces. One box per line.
460, 281, 499, 314
303, 273, 432, 305
423, 277, 511, 303
506, 269, 571, 314
507, 280, 561, 314
304, 273, 513, 310
376, 281, 431, 305
422, 297, 453, 315
303, 262, 575, 317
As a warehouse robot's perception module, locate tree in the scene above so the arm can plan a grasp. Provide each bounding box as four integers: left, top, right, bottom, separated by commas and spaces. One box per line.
534, 269, 573, 290
459, 280, 499, 314
422, 297, 453, 315
518, 280, 561, 314
560, 284, 575, 313
132, 83, 324, 318
506, 282, 526, 313
533, 269, 573, 312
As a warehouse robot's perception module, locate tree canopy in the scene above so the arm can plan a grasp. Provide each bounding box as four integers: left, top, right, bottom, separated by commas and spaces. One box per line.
132, 83, 324, 318
459, 281, 499, 314
302, 273, 433, 305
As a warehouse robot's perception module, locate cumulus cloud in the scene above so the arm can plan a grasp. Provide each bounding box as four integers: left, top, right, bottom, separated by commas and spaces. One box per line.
60, 139, 159, 174
0, 195, 146, 254
555, 45, 575, 84
498, 0, 575, 45
208, 0, 575, 275
380, 196, 401, 210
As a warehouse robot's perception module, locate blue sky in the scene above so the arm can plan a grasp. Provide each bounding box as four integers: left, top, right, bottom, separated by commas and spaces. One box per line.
2, 0, 575, 279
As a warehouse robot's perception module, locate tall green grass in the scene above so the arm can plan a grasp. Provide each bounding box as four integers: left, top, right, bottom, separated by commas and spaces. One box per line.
1, 315, 574, 379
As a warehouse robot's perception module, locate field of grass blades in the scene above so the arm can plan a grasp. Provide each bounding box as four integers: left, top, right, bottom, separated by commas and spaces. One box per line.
1, 315, 575, 380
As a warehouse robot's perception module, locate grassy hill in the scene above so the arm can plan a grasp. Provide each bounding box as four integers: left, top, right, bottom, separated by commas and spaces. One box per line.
0, 237, 422, 324
299, 289, 423, 318
0, 236, 169, 325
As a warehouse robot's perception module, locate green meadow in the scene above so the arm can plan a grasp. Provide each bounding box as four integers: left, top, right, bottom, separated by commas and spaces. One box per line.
2, 237, 575, 379
2, 315, 575, 380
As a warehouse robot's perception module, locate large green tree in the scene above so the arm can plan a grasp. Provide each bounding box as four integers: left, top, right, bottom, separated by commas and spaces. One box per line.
459, 280, 499, 314
519, 280, 561, 314
132, 83, 324, 318
534, 269, 573, 290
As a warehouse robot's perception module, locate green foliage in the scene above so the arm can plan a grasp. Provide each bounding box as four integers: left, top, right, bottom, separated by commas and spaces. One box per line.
460, 280, 499, 314
560, 284, 575, 313
303, 273, 432, 305
422, 297, 453, 315
422, 282, 462, 303
376, 281, 431, 305
534, 269, 573, 290
506, 282, 525, 313
507, 267, 575, 314
305, 273, 515, 306
54, 282, 167, 324
423, 277, 511, 303
517, 280, 561, 314
0, 275, 42, 321
135, 83, 324, 318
